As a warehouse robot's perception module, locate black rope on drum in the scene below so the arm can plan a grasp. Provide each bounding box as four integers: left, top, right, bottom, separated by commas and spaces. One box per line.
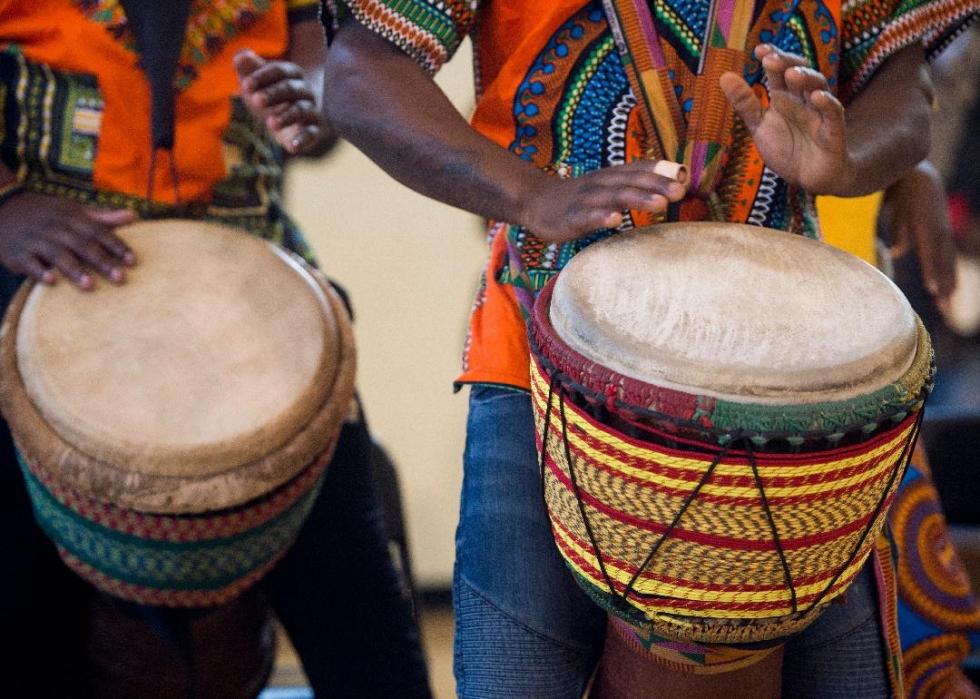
557, 388, 618, 599
805, 408, 925, 614
539, 374, 558, 506
622, 439, 733, 604
746, 439, 798, 614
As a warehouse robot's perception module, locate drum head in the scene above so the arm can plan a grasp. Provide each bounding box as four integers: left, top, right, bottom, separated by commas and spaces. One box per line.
549, 223, 918, 404
14, 220, 339, 478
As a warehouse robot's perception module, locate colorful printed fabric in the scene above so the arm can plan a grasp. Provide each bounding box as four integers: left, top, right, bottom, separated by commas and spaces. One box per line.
343, 0, 978, 390
818, 192, 980, 698
72, 0, 319, 90
0, 0, 317, 233
890, 451, 980, 697
607, 615, 783, 674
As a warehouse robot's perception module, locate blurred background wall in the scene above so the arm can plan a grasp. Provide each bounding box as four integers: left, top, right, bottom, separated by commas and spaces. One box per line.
284, 41, 479, 589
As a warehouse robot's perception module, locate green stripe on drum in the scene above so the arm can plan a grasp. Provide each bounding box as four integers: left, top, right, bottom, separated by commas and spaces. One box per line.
20, 458, 324, 593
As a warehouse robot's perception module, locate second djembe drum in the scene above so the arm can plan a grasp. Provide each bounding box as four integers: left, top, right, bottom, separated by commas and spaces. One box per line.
530, 222, 932, 647
0, 219, 356, 607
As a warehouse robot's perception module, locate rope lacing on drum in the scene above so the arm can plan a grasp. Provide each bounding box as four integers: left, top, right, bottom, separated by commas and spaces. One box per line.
538, 367, 925, 619
804, 408, 923, 615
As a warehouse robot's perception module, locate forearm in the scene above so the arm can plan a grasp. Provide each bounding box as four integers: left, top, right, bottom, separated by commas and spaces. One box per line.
324, 20, 545, 227
838, 45, 934, 196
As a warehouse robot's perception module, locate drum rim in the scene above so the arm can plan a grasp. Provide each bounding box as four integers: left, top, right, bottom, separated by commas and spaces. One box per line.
0, 253, 357, 514
532, 277, 933, 444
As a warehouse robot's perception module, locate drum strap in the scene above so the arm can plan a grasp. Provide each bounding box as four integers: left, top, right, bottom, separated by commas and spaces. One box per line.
119, 0, 193, 202
602, 0, 752, 199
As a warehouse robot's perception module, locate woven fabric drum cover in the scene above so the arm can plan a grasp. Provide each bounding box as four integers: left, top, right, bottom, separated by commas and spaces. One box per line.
531, 223, 932, 644
0, 220, 356, 606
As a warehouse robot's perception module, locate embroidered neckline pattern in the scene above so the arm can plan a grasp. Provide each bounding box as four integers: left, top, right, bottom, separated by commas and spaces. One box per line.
73, 0, 273, 90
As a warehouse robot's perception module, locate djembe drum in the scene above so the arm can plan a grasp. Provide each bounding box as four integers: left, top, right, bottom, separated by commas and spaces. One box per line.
0, 219, 356, 607
529, 223, 933, 684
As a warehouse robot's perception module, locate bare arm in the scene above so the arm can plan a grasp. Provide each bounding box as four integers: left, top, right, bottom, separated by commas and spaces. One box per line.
721, 44, 933, 197
840, 46, 934, 195
323, 20, 687, 243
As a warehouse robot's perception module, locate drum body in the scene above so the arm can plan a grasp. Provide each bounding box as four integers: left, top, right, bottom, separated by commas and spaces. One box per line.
0, 220, 356, 607
530, 223, 932, 645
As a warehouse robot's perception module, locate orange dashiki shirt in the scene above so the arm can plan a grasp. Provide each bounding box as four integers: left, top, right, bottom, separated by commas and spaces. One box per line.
342, 0, 977, 392
0, 0, 320, 257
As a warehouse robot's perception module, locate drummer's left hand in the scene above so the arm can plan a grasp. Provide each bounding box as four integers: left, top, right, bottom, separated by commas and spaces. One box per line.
234, 49, 324, 155
720, 45, 847, 195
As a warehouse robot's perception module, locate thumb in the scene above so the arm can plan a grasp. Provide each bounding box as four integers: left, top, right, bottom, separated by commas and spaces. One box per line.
234, 49, 265, 83
720, 71, 764, 133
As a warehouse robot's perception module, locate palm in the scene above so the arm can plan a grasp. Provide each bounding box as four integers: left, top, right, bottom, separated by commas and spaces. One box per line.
720, 46, 848, 195
750, 91, 846, 192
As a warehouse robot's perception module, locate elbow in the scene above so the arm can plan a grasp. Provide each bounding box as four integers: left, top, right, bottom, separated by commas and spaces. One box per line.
323, 36, 363, 141
904, 53, 935, 166
904, 97, 932, 169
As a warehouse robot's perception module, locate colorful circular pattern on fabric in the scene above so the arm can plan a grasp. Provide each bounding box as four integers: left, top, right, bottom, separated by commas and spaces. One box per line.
892, 475, 980, 630
903, 633, 976, 699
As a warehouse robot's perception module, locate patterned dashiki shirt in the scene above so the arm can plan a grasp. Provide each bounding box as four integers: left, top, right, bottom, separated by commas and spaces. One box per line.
0, 0, 320, 260
339, 0, 977, 391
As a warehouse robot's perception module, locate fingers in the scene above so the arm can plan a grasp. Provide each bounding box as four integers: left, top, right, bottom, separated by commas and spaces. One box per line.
233, 49, 265, 81
267, 99, 318, 130
758, 45, 808, 93
720, 71, 764, 132
33, 239, 94, 290
807, 89, 845, 149
64, 224, 128, 283
17, 253, 55, 286
240, 61, 306, 98
784, 66, 830, 102
597, 160, 689, 198
536, 159, 689, 241
81, 209, 138, 266
253, 79, 316, 111
279, 124, 322, 154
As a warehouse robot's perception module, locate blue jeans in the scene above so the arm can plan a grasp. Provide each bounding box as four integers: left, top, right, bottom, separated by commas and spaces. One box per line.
454, 385, 890, 698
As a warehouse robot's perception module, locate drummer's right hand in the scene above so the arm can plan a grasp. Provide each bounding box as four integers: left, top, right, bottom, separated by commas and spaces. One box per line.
0, 191, 136, 290
519, 159, 688, 243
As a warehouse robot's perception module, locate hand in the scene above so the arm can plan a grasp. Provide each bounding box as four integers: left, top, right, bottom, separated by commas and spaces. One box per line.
0, 191, 136, 290
234, 49, 325, 155
881, 160, 957, 302
518, 160, 689, 243
720, 45, 849, 195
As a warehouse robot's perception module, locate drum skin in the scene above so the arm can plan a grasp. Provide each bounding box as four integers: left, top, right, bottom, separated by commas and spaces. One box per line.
531, 223, 933, 644
0, 220, 357, 606
549, 222, 918, 404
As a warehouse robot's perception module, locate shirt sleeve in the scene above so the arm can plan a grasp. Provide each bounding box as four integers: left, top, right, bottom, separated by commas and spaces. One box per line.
840, 0, 978, 100
335, 0, 480, 74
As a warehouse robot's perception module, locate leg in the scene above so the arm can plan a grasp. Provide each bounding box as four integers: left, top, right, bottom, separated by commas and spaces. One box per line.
782, 559, 891, 698
454, 386, 606, 699
261, 405, 432, 698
